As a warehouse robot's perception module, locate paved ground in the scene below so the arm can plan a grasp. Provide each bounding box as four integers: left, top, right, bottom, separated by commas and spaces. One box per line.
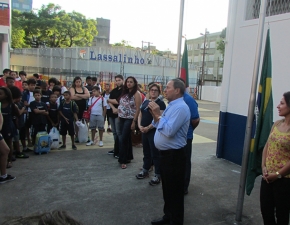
0, 100, 264, 225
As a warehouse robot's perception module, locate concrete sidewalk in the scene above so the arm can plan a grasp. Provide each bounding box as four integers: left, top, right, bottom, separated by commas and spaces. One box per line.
0, 101, 263, 225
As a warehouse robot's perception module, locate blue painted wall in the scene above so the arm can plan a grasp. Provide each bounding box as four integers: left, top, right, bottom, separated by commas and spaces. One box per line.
216, 111, 247, 165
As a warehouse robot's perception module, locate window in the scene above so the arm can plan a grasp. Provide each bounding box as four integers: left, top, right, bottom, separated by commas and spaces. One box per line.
207, 68, 214, 74
208, 55, 214, 61
22, 4, 30, 9
209, 42, 216, 48
195, 44, 200, 50
246, 0, 290, 20
219, 68, 223, 75
13, 3, 20, 8
194, 56, 199, 62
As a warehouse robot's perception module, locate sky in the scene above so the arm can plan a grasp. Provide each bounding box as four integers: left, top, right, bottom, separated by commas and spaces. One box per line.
33, 0, 229, 53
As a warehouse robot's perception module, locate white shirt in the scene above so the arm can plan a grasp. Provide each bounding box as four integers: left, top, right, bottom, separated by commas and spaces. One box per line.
103, 93, 111, 109
61, 86, 68, 94
28, 92, 35, 112
88, 96, 107, 116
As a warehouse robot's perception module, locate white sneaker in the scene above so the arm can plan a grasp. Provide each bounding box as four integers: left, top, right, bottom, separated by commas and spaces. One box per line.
86, 141, 94, 146
98, 141, 103, 147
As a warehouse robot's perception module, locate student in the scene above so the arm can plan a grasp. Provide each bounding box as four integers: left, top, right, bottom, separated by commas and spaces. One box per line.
8, 86, 29, 158
0, 68, 11, 87
47, 93, 59, 133
0, 102, 16, 184
22, 81, 28, 91
29, 89, 48, 145
40, 81, 52, 105
58, 91, 78, 150
85, 76, 94, 97
52, 85, 63, 106
6, 76, 15, 88
86, 86, 107, 147
22, 78, 37, 146
0, 87, 19, 168
32, 73, 42, 87
10, 71, 23, 91
102, 83, 112, 132
19, 71, 27, 82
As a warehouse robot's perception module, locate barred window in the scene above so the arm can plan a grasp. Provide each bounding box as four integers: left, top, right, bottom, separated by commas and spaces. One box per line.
246, 0, 290, 20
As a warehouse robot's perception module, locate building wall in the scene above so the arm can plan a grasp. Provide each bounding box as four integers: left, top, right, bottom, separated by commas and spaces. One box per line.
93, 18, 110, 46
11, 0, 32, 12
0, 0, 11, 72
217, 0, 290, 165
10, 46, 198, 88
187, 32, 224, 82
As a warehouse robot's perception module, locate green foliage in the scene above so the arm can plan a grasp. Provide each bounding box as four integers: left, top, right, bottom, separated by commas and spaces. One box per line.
112, 40, 134, 48
151, 49, 163, 56
216, 27, 227, 66
11, 4, 98, 48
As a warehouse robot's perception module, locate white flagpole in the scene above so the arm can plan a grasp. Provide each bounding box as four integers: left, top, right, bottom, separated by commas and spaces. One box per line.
176, 0, 185, 77
235, 0, 268, 221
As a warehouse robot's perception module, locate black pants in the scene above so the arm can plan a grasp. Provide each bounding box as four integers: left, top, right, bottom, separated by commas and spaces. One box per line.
160, 148, 186, 225
260, 178, 290, 225
184, 139, 193, 192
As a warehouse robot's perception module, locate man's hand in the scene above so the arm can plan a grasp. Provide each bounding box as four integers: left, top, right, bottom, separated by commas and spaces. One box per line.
112, 108, 118, 114
148, 102, 161, 121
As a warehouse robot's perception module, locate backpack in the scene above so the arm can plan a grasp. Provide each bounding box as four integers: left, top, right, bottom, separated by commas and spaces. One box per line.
61, 99, 79, 115
34, 131, 51, 155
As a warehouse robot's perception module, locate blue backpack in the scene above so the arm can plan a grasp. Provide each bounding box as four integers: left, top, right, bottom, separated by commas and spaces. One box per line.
34, 131, 51, 155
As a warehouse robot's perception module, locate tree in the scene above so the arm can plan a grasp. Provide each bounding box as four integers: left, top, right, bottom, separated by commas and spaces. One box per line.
11, 3, 98, 48
217, 27, 226, 65
11, 10, 29, 48
112, 40, 134, 48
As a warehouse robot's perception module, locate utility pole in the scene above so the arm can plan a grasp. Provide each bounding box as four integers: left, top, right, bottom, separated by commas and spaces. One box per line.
142, 41, 153, 53
200, 28, 209, 100
217, 57, 220, 86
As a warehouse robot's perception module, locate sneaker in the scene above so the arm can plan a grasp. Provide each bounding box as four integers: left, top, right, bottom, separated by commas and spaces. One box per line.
0, 175, 16, 184
23, 148, 33, 152
87, 139, 91, 143
58, 145, 66, 150
98, 141, 103, 147
72, 145, 77, 150
16, 153, 29, 159
114, 155, 119, 159
107, 150, 114, 155
86, 141, 94, 146
149, 175, 161, 186
136, 171, 149, 179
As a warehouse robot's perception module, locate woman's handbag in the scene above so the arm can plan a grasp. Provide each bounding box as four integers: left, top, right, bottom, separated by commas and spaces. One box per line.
82, 97, 101, 120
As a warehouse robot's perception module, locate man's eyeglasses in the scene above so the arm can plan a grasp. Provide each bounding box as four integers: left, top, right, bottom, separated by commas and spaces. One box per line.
150, 89, 159, 92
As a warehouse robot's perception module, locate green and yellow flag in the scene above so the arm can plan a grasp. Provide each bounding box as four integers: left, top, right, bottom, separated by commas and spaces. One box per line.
246, 29, 273, 195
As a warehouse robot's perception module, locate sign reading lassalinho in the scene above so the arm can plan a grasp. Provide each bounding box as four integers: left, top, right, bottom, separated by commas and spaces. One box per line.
90, 51, 146, 64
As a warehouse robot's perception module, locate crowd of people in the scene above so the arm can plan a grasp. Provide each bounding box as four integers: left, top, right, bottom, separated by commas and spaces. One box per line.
1, 68, 289, 225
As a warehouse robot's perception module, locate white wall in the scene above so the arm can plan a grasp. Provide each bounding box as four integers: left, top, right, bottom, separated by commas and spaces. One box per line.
202, 86, 222, 102
222, 1, 290, 121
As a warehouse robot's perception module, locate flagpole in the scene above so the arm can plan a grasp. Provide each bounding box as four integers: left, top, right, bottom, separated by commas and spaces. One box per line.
235, 0, 268, 221
176, 0, 185, 77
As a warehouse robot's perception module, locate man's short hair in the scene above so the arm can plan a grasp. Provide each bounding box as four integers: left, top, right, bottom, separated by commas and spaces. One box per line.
6, 76, 15, 82
52, 85, 62, 93
176, 77, 185, 84
19, 71, 27, 76
63, 91, 71, 96
3, 68, 11, 74
22, 81, 28, 85
92, 77, 97, 82
48, 78, 57, 85
86, 76, 92, 81
27, 78, 37, 85
115, 74, 124, 80
171, 78, 185, 95
33, 89, 42, 96
33, 73, 39, 79
92, 86, 100, 91
8, 86, 22, 99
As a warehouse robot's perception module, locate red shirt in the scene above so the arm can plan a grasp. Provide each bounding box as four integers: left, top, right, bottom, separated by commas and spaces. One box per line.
0, 78, 6, 87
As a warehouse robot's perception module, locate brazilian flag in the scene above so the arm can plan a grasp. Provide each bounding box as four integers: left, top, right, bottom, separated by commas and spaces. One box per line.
246, 29, 273, 195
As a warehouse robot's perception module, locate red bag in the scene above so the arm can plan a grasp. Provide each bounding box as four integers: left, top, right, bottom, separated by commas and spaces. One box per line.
82, 97, 101, 120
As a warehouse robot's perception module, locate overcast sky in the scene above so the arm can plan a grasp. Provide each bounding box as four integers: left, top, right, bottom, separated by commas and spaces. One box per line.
33, 0, 229, 52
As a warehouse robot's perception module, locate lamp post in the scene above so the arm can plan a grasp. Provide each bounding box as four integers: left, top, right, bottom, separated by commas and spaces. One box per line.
199, 28, 209, 100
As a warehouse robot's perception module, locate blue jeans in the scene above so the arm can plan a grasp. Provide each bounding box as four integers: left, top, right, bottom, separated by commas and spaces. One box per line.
184, 139, 193, 192
118, 118, 133, 164
142, 129, 160, 176
108, 117, 120, 156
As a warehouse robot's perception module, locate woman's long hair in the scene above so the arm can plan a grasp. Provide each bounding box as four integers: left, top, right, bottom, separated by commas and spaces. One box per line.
0, 87, 13, 104
71, 76, 83, 89
121, 76, 138, 98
